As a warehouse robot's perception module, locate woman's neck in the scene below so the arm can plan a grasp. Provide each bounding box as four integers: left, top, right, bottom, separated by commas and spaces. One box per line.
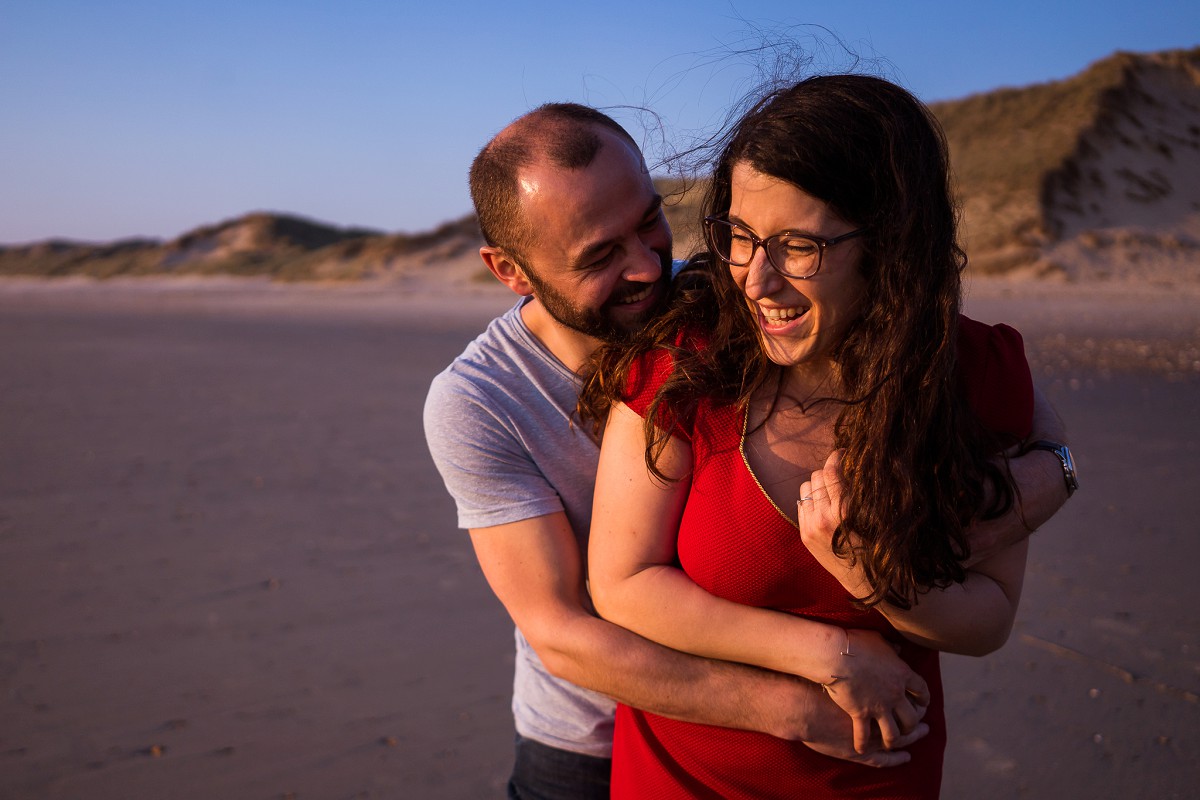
744, 369, 843, 523
778, 357, 843, 406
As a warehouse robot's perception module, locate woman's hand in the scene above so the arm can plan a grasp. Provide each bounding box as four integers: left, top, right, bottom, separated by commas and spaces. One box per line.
819, 627, 931, 753
797, 449, 845, 557
798, 450, 873, 596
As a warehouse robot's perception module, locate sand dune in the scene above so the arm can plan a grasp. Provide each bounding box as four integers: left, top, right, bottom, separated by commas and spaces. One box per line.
1039, 50, 1200, 282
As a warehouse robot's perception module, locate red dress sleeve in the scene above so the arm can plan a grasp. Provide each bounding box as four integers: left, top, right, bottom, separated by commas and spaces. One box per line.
621, 347, 689, 441
956, 315, 1034, 442
623, 347, 673, 416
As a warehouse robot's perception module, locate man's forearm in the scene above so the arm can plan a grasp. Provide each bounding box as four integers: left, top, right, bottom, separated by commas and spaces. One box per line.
964, 450, 1064, 564
537, 608, 829, 741
535, 611, 925, 766
964, 387, 1070, 565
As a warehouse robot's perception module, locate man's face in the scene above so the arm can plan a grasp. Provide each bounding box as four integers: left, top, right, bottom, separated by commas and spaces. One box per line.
515, 133, 673, 343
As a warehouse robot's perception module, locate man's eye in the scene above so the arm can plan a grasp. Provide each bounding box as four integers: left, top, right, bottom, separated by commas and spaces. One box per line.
587, 251, 615, 269
639, 211, 663, 232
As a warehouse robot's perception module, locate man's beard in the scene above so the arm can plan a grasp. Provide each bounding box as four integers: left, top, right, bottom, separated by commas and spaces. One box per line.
524, 263, 671, 344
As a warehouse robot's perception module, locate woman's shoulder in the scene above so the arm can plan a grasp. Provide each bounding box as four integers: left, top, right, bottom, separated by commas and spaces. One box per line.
957, 314, 1023, 355
623, 327, 709, 416
955, 314, 1034, 440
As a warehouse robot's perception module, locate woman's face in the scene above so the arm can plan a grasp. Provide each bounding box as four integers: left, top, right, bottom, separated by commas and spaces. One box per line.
726, 161, 868, 372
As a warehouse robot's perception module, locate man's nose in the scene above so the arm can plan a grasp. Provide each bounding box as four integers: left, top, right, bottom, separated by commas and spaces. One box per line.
623, 238, 663, 283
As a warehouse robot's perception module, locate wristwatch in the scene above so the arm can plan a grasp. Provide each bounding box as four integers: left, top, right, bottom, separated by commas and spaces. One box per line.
1024, 440, 1079, 497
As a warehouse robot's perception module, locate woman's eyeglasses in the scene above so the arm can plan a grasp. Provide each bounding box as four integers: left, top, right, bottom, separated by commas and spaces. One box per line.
703, 216, 867, 279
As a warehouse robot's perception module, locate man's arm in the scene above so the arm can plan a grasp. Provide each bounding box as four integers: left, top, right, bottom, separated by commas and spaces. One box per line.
963, 386, 1071, 566
469, 512, 926, 767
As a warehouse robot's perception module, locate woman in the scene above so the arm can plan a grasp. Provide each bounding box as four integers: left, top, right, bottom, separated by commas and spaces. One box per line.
579, 75, 1036, 798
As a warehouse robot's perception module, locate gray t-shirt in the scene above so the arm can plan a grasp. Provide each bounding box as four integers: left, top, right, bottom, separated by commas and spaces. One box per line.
423, 297, 616, 757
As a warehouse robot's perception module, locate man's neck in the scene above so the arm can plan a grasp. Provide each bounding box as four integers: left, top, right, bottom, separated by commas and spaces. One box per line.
519, 298, 600, 374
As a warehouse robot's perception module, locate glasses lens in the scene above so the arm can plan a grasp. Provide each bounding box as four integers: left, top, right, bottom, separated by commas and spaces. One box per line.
726, 224, 756, 266
707, 219, 755, 266
768, 235, 820, 277
705, 219, 729, 261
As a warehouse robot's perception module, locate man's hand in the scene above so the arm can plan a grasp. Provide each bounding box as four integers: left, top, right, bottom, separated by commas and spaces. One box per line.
805, 726, 931, 768
787, 673, 930, 768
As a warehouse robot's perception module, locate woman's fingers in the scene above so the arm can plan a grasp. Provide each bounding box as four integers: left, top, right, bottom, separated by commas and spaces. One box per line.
820, 450, 841, 490
886, 722, 930, 753
855, 748, 912, 768
800, 450, 846, 506
810, 468, 828, 503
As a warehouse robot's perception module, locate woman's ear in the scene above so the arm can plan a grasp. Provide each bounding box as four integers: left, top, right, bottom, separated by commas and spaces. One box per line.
479, 247, 534, 296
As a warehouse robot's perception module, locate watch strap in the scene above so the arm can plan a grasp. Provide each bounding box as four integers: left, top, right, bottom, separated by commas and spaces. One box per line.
1024, 440, 1078, 496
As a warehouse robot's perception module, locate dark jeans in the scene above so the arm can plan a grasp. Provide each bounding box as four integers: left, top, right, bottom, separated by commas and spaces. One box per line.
507, 734, 611, 800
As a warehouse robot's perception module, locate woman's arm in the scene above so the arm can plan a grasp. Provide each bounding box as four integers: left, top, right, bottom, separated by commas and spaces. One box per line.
798, 451, 1028, 656
590, 402, 929, 752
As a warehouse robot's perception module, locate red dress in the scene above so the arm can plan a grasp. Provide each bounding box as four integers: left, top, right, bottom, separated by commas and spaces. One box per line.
612, 316, 1033, 800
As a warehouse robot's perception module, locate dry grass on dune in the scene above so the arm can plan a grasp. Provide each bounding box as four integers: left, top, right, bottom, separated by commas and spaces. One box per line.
0, 214, 486, 282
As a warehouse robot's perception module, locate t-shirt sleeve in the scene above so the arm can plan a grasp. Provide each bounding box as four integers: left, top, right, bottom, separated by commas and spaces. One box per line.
956, 315, 1034, 442
423, 367, 565, 530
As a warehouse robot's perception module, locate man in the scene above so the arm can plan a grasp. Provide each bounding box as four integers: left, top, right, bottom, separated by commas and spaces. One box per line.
424, 103, 1072, 798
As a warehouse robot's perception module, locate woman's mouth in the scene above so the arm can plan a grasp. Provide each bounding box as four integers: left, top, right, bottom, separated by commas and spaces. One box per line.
758, 304, 808, 329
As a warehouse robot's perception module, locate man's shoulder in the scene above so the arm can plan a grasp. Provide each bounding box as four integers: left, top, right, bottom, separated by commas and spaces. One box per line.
424, 298, 569, 441
427, 307, 520, 411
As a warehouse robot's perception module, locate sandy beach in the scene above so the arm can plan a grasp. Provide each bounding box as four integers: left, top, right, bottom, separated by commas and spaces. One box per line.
1, 276, 1197, 799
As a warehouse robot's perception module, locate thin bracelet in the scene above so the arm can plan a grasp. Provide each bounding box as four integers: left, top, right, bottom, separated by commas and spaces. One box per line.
820, 629, 856, 692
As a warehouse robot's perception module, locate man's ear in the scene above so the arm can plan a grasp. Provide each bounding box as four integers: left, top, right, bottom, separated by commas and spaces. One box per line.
479, 247, 534, 296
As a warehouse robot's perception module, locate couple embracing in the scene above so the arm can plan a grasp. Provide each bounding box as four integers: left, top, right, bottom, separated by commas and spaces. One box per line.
425, 74, 1076, 799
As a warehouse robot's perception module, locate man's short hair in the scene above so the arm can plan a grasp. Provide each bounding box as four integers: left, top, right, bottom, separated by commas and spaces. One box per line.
469, 103, 638, 264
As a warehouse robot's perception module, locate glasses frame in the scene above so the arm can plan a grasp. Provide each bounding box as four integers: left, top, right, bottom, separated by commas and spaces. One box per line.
703, 215, 868, 279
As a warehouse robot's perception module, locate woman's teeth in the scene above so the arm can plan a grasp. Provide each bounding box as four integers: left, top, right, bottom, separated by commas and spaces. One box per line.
760, 305, 804, 326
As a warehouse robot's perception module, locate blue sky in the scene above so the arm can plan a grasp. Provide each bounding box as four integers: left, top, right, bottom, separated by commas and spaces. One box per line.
1, 0, 1197, 244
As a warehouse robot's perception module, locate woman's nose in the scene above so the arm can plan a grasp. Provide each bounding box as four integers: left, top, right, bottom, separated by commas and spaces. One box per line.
741, 246, 783, 299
